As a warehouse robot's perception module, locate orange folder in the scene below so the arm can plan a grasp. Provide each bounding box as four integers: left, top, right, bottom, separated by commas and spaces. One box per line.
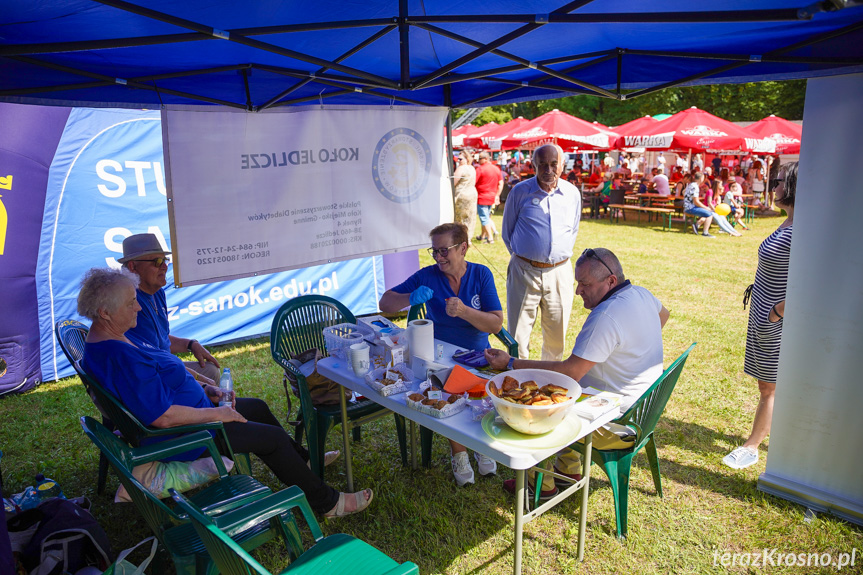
443, 364, 488, 397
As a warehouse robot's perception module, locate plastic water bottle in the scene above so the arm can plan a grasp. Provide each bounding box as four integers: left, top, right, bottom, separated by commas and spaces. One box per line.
35, 473, 64, 500
11, 486, 41, 511
219, 368, 233, 407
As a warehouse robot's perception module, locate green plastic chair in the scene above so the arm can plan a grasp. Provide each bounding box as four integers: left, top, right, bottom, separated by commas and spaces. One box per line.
55, 319, 112, 494
74, 357, 253, 477
80, 416, 293, 575
171, 487, 419, 575
569, 342, 696, 538
408, 303, 518, 467
57, 320, 253, 478
270, 295, 408, 478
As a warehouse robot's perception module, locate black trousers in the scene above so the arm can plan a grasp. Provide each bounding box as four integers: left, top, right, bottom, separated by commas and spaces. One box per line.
222, 397, 339, 513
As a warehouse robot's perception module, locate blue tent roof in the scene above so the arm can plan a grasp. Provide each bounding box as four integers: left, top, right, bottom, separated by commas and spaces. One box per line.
2, 1, 862, 110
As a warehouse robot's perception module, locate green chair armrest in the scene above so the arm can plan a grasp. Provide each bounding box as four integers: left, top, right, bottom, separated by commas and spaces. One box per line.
128, 430, 229, 477
197, 488, 272, 517
209, 486, 324, 543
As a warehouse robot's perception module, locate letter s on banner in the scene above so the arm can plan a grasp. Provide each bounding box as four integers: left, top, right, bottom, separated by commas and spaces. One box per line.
104, 227, 132, 268
97, 159, 126, 197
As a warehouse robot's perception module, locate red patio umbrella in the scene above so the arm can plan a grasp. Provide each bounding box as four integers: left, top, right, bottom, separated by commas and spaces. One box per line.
451, 123, 484, 147
612, 106, 775, 154
499, 109, 613, 151
612, 115, 659, 137
745, 115, 803, 154
462, 117, 529, 149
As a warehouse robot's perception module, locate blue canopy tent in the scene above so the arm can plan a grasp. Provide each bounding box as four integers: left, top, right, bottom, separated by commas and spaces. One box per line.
1, 1, 862, 110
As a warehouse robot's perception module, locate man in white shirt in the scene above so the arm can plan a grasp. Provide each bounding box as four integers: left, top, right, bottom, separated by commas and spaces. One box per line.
487, 248, 669, 497
651, 167, 670, 195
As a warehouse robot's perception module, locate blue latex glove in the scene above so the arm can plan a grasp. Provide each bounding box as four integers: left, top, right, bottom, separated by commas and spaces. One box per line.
409, 286, 434, 306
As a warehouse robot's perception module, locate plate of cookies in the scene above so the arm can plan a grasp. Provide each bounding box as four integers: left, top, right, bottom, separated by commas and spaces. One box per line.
405, 381, 468, 418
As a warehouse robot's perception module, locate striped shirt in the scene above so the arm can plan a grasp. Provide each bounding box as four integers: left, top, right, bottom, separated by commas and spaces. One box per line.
744, 225, 793, 383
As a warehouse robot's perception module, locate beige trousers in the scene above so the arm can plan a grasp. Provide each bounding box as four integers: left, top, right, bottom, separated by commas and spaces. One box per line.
506, 255, 574, 361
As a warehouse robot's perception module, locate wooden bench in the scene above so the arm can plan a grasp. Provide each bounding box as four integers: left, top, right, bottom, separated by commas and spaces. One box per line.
608, 204, 675, 231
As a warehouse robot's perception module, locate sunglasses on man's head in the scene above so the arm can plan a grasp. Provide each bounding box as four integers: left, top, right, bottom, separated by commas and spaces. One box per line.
582, 248, 614, 277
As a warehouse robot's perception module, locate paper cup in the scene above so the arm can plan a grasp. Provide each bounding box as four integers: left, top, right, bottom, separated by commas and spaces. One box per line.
350, 342, 370, 376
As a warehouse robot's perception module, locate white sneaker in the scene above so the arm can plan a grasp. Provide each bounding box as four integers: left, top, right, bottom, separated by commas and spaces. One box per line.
474, 453, 497, 476
451, 451, 475, 486
723, 446, 759, 469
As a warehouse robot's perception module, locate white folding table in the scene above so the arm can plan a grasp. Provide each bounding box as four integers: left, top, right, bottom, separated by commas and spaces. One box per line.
317, 339, 619, 575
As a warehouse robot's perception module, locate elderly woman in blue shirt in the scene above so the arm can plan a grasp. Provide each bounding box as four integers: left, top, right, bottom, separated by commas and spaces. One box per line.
77, 267, 371, 518
379, 222, 503, 487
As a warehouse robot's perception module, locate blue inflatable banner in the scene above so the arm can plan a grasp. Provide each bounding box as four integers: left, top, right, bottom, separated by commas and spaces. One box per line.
36, 108, 385, 381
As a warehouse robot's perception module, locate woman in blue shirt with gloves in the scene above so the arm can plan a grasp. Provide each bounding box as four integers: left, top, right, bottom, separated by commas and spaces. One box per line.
379, 223, 503, 486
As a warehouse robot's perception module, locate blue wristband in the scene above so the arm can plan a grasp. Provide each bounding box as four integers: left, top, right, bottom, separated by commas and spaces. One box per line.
507, 357, 516, 370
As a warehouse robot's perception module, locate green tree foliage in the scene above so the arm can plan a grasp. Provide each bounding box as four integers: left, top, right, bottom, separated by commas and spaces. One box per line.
465, 80, 805, 127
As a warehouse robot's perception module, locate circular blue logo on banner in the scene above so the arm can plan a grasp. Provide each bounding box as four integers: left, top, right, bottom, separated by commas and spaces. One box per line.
372, 128, 431, 203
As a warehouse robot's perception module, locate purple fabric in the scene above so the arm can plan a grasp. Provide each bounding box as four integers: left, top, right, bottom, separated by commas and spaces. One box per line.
382, 251, 420, 292
0, 103, 70, 395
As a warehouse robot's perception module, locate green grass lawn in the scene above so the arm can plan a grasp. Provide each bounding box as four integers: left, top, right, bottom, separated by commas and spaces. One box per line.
2, 211, 860, 574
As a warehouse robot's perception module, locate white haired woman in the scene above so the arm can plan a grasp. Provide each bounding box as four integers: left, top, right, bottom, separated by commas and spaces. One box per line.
77, 267, 371, 517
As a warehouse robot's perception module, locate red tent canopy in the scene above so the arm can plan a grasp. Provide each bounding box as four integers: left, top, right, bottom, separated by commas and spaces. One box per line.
499, 109, 613, 151
612, 107, 775, 154
612, 115, 660, 137
746, 115, 803, 155
462, 117, 529, 150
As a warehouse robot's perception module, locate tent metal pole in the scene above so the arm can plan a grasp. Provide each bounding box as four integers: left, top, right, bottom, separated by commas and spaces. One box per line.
269, 87, 434, 108
399, 0, 410, 88
409, 8, 812, 24
133, 64, 251, 82
457, 86, 522, 109
444, 86, 457, 219
0, 81, 113, 97
241, 68, 252, 111
616, 50, 623, 96
0, 19, 396, 57
627, 18, 863, 100
624, 49, 862, 65
411, 22, 614, 96
258, 26, 397, 110
91, 0, 399, 89
5, 55, 247, 108
411, 0, 597, 90
252, 64, 391, 89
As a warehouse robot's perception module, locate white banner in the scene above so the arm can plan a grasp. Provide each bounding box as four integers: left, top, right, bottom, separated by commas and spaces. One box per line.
758, 74, 863, 525
162, 105, 449, 286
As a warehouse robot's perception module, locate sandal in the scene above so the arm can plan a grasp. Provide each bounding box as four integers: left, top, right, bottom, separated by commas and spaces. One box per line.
324, 488, 373, 518
306, 450, 341, 469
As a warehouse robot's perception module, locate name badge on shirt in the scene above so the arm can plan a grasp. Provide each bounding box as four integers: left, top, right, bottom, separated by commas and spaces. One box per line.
532, 198, 540, 205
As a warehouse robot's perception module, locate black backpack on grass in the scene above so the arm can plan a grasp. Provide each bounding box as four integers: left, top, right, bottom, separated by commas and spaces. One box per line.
9, 497, 112, 575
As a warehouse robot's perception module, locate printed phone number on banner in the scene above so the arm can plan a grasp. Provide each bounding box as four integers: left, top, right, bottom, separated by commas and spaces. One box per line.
196, 242, 269, 256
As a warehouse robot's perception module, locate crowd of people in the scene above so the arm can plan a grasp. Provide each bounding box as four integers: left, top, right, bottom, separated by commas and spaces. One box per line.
73, 144, 793, 523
